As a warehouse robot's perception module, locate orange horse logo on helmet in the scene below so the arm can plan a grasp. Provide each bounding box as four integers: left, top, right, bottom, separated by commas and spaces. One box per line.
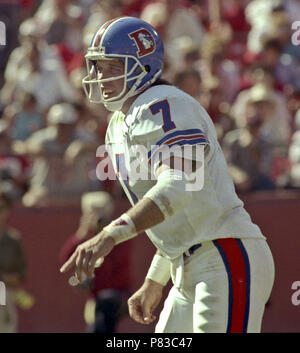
129, 28, 156, 57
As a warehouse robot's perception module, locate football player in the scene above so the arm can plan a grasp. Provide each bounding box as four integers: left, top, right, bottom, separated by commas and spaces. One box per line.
60, 17, 275, 333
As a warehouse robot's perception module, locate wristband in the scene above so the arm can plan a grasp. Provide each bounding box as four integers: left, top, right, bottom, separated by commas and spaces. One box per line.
146, 254, 171, 286
103, 213, 137, 245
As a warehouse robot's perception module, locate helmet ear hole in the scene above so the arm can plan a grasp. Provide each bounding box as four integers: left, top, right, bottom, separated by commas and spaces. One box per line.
145, 65, 150, 73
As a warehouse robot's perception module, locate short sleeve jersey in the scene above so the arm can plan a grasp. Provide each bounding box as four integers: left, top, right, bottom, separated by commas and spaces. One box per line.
105, 85, 264, 260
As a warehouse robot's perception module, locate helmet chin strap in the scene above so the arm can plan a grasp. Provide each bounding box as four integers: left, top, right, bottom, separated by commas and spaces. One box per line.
103, 72, 146, 112
103, 69, 162, 112
103, 86, 139, 112
104, 100, 124, 112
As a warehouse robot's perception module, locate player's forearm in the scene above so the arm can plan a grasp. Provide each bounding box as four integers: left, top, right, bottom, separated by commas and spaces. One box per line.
126, 197, 165, 234
106, 164, 196, 246
103, 197, 164, 245
105, 157, 198, 245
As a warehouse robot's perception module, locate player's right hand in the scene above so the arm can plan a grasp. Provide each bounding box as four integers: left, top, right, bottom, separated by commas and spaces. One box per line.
60, 231, 115, 283
128, 278, 163, 325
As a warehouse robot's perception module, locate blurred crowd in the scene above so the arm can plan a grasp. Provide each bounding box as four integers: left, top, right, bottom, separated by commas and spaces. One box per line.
0, 0, 300, 206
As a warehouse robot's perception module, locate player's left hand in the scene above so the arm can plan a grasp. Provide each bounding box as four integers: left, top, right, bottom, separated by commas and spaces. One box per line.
60, 231, 115, 283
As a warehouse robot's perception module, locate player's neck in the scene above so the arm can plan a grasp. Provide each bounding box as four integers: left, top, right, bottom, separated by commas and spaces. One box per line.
121, 95, 139, 115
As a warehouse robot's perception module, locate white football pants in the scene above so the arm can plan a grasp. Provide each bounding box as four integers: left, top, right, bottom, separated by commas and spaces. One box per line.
155, 238, 275, 333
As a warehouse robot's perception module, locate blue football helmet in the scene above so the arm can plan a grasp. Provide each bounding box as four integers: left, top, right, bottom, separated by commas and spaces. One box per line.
82, 17, 164, 111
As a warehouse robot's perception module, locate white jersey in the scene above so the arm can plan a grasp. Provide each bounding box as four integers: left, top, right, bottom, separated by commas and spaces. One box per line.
105, 85, 264, 260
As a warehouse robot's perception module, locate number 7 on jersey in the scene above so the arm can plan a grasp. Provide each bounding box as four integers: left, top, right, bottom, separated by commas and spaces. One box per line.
150, 99, 176, 132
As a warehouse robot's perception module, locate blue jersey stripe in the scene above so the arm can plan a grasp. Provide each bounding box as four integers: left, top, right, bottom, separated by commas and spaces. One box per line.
213, 240, 233, 333
236, 239, 251, 333
156, 129, 206, 145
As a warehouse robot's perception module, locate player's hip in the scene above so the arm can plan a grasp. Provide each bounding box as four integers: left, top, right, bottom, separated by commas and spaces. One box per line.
181, 237, 274, 298
163, 238, 274, 333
